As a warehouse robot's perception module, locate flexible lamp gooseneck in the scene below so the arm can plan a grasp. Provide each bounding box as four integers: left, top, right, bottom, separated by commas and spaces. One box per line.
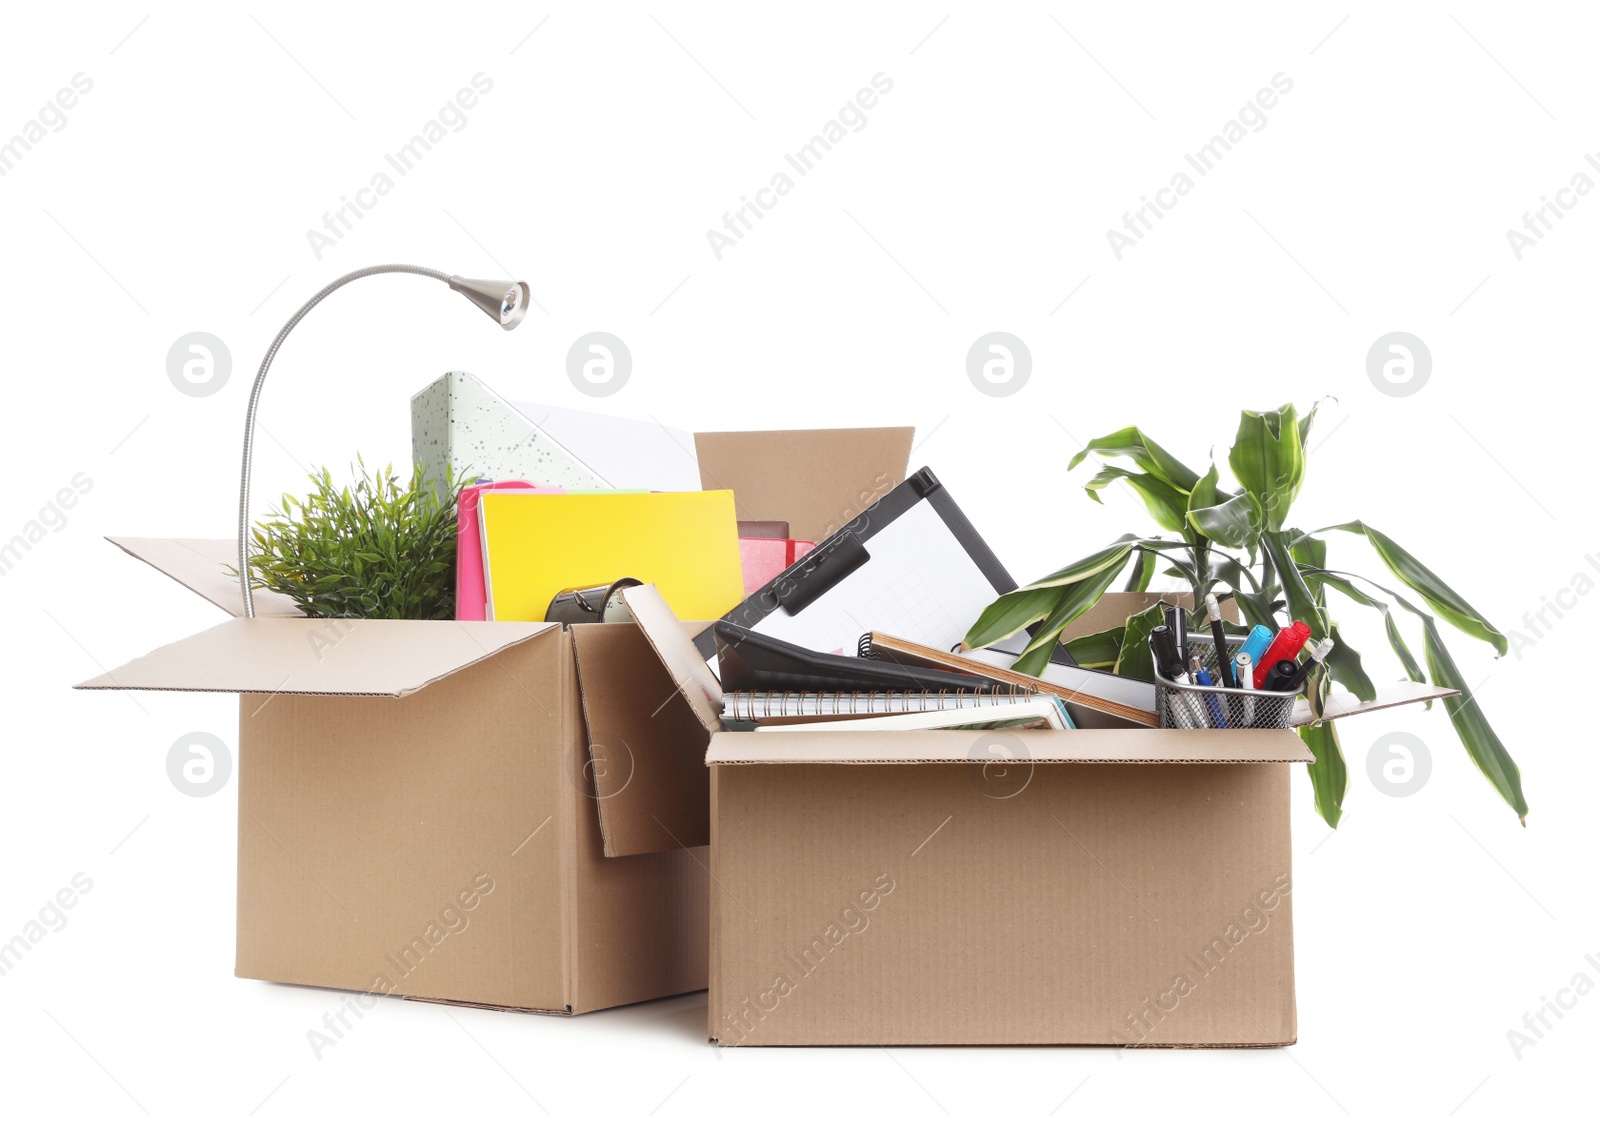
237, 264, 529, 617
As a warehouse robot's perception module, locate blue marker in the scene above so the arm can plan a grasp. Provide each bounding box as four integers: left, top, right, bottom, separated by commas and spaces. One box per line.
1237, 625, 1275, 668
1195, 668, 1228, 728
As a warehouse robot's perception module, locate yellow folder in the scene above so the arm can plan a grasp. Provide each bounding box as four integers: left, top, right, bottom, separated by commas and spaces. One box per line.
479, 490, 745, 621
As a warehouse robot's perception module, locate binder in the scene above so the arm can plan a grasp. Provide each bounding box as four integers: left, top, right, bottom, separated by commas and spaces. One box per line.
693, 467, 1015, 661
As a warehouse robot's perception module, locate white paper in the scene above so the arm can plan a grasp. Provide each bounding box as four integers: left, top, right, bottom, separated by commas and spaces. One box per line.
512, 401, 701, 491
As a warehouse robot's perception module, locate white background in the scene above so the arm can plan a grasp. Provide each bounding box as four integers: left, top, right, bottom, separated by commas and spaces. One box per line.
1, 2, 1593, 1127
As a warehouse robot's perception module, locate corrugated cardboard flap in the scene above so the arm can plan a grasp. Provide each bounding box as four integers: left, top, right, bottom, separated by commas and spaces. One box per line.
693, 427, 914, 544
76, 617, 558, 696
107, 536, 302, 618
707, 727, 1314, 765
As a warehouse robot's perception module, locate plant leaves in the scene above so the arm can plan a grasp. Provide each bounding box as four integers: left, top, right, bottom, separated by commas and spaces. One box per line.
963, 586, 1063, 651
1187, 492, 1262, 548
1422, 619, 1528, 822
1012, 542, 1136, 593
1324, 624, 1377, 702
1113, 603, 1168, 682
1313, 569, 1429, 688
1083, 467, 1190, 533
1331, 522, 1508, 656
1068, 426, 1202, 492
1123, 549, 1158, 593
1229, 404, 1305, 532
1261, 530, 1329, 639
1059, 626, 1124, 669
1010, 557, 1130, 675
1299, 721, 1347, 828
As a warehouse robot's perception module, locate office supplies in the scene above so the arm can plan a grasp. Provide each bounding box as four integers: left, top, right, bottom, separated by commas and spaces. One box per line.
456, 480, 561, 621
544, 578, 641, 625
1194, 667, 1228, 727
480, 490, 744, 621
712, 621, 999, 695
1267, 643, 1331, 694
237, 267, 530, 618
1204, 594, 1234, 687
756, 696, 1074, 733
859, 633, 1157, 727
1237, 624, 1275, 668
1236, 653, 1255, 723
1263, 659, 1301, 693
721, 687, 1037, 723
697, 468, 1020, 662
1255, 621, 1311, 688
1151, 625, 1205, 728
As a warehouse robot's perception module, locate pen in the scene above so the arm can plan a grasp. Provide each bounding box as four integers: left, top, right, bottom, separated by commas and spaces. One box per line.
1204, 594, 1234, 687
1263, 659, 1299, 693
1150, 625, 1204, 728
1194, 666, 1228, 727
1235, 653, 1255, 727
1269, 637, 1333, 692
1254, 621, 1311, 689
1237, 625, 1275, 670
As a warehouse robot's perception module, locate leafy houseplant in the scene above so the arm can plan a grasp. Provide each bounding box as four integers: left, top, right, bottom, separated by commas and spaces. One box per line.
246, 459, 469, 620
963, 402, 1526, 828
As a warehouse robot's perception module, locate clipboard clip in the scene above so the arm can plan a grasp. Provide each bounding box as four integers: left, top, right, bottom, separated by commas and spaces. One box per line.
776, 535, 870, 616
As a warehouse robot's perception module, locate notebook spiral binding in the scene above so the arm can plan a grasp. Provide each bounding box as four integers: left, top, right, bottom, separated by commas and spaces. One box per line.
726, 687, 1036, 721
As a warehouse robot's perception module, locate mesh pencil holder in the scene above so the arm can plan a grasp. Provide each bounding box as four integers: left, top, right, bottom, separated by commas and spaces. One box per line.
1151, 637, 1300, 730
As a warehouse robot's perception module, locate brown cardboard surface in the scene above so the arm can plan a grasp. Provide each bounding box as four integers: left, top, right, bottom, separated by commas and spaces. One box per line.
708, 756, 1298, 1047
107, 535, 302, 618
76, 618, 556, 697
618, 584, 722, 736
707, 728, 1314, 766
237, 627, 569, 1010
235, 624, 711, 1013
693, 427, 914, 544
569, 623, 712, 857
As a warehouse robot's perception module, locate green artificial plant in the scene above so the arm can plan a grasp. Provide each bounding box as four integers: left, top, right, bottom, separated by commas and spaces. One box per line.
963, 401, 1526, 828
246, 458, 470, 620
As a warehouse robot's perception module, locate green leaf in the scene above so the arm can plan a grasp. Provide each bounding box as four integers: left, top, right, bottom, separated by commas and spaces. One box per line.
1422, 619, 1528, 822
1324, 624, 1377, 702
964, 586, 1063, 651
1068, 426, 1201, 492
1261, 530, 1329, 639
1312, 569, 1429, 688
1057, 626, 1123, 670
1331, 522, 1508, 656
1232, 590, 1281, 629
1299, 722, 1347, 828
1187, 492, 1262, 548
1112, 603, 1168, 682
1123, 550, 1158, 593
1296, 395, 1335, 448
1010, 557, 1130, 675
1229, 404, 1305, 532
1013, 542, 1136, 593
1082, 467, 1190, 533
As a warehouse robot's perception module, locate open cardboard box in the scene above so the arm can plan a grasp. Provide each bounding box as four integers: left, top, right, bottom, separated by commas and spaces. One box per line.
75, 426, 915, 1014
613, 588, 1451, 1047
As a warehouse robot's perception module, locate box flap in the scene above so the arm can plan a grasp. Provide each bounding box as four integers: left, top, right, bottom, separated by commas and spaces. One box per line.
76, 617, 558, 697
569, 623, 711, 857
1292, 680, 1459, 725
706, 727, 1313, 766
106, 536, 303, 618
693, 427, 913, 544
618, 584, 723, 735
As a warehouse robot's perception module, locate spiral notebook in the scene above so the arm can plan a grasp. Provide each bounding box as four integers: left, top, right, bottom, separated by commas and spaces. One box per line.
721, 687, 1037, 722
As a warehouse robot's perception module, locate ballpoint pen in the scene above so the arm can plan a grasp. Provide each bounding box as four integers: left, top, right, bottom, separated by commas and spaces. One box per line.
1204, 594, 1234, 687
1151, 624, 1205, 728
1194, 665, 1228, 727
1268, 637, 1333, 692
1254, 621, 1311, 689
1236, 653, 1254, 726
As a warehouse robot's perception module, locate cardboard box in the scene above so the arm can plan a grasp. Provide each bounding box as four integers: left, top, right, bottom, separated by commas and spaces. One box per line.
76, 425, 915, 1013
700, 592, 1314, 1047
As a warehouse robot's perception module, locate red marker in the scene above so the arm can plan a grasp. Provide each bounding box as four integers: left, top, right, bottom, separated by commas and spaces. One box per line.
1254, 621, 1310, 688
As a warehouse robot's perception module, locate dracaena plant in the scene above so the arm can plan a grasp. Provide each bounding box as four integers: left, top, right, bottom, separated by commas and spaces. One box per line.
963, 401, 1526, 829
246, 457, 470, 620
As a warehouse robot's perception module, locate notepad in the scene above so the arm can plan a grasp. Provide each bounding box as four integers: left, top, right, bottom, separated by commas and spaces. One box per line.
479, 491, 745, 622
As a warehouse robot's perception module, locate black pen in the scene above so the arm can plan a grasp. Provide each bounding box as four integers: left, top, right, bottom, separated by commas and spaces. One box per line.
1269, 637, 1333, 692
1205, 594, 1234, 687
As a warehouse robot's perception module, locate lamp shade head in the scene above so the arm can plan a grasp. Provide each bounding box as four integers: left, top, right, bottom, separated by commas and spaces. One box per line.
449, 275, 529, 330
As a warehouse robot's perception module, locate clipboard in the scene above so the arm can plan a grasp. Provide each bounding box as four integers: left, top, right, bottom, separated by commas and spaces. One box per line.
692, 467, 1017, 661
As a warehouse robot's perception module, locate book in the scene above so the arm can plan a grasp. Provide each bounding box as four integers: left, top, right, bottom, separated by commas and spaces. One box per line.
858, 632, 1159, 728
479, 491, 745, 621
721, 687, 1038, 722
712, 621, 999, 695
755, 696, 1074, 733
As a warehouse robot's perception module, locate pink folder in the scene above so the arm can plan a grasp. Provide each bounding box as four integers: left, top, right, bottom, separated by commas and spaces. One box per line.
456, 481, 563, 620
